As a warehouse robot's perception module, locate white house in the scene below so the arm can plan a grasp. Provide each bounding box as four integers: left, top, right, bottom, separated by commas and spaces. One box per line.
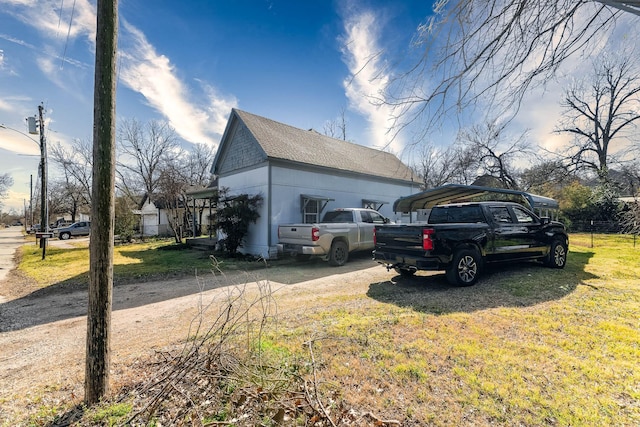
211, 109, 418, 258
133, 197, 172, 237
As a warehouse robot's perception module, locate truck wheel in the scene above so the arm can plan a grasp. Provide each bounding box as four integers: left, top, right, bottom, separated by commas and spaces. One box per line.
544, 239, 567, 269
394, 267, 416, 277
446, 249, 481, 286
60, 232, 71, 240
328, 241, 348, 266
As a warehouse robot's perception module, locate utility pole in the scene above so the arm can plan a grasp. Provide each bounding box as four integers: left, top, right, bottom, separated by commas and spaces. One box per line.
29, 174, 33, 230
85, 0, 118, 405
38, 105, 48, 259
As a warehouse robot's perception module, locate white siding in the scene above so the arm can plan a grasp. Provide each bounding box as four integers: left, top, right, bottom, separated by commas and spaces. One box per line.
218, 165, 271, 258
218, 164, 415, 259
270, 165, 416, 223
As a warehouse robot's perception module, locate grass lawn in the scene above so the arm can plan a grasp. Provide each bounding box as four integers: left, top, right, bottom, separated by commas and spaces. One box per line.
261, 232, 637, 426
234, 232, 638, 426
13, 233, 640, 426
17, 237, 242, 288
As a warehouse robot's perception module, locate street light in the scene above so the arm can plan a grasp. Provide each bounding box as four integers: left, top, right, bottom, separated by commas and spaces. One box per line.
0, 106, 49, 259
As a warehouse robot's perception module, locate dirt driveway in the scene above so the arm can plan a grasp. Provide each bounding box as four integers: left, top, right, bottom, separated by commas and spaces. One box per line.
0, 232, 395, 424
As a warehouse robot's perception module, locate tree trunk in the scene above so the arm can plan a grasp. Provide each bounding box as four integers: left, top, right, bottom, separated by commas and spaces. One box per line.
85, 0, 118, 405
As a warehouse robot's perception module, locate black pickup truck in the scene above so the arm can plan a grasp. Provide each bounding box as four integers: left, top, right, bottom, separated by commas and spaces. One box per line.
373, 201, 568, 286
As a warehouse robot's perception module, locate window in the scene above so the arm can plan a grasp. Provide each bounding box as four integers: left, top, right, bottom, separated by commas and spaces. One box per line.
489, 207, 513, 224
303, 199, 320, 224
301, 194, 334, 223
513, 207, 535, 224
369, 211, 386, 224
322, 210, 354, 223
429, 205, 485, 224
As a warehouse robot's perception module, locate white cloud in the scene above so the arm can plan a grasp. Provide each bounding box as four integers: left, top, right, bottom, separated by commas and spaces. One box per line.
0, 0, 96, 43
340, 8, 403, 154
118, 21, 237, 146
0, 0, 236, 147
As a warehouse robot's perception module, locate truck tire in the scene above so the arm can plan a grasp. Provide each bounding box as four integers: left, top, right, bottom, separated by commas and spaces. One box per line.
544, 239, 567, 269
446, 248, 481, 286
328, 241, 348, 266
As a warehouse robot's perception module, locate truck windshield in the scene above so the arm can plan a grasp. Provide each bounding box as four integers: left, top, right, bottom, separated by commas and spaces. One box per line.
322, 211, 354, 223
429, 205, 485, 224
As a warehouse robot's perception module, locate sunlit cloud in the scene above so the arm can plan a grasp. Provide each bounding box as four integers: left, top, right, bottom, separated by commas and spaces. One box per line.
0, 0, 238, 147
340, 8, 403, 154
118, 21, 237, 146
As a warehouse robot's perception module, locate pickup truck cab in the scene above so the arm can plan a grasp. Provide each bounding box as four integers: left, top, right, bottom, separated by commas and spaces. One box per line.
54, 221, 91, 240
278, 208, 390, 266
374, 202, 568, 286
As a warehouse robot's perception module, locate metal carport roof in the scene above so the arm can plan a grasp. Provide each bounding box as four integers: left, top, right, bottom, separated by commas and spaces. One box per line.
393, 184, 559, 212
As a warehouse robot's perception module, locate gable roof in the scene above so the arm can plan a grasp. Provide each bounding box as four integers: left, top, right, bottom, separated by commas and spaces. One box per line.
213, 109, 414, 183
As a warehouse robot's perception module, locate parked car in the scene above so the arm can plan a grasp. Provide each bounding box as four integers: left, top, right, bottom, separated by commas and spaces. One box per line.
373, 201, 568, 286
27, 224, 41, 234
277, 208, 391, 266
54, 221, 91, 240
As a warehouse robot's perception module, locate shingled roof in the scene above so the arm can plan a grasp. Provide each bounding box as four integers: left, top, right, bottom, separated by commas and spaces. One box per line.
222, 109, 414, 183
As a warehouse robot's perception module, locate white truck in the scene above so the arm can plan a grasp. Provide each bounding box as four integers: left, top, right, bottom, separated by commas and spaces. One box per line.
277, 208, 390, 266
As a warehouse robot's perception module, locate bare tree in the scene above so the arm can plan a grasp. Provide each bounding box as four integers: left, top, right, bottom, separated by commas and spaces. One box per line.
156, 154, 190, 243
456, 120, 531, 189
323, 107, 349, 141
384, 1, 624, 140
117, 118, 179, 201
556, 54, 640, 182
153, 143, 215, 242
519, 160, 572, 192
184, 143, 216, 234
0, 173, 13, 208
412, 142, 467, 189
185, 143, 216, 188
47, 179, 86, 223
49, 139, 93, 220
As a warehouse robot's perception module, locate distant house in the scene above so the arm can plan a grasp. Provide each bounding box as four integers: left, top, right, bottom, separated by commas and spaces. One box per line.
133, 196, 172, 237
209, 109, 417, 258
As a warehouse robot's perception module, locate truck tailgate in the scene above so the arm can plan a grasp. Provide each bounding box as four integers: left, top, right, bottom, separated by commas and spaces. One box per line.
374, 225, 425, 252
278, 224, 316, 243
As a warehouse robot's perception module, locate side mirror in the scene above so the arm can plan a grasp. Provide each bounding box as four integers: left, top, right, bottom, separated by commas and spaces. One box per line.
384, 217, 390, 224
540, 217, 550, 225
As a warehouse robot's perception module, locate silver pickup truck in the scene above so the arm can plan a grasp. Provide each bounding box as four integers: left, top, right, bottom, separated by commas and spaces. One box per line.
277, 208, 390, 266
54, 221, 91, 240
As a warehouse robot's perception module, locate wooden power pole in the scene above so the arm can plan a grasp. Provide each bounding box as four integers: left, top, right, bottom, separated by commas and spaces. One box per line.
85, 0, 118, 405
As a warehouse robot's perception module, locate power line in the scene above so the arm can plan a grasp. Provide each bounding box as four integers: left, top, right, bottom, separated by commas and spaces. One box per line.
60, 0, 77, 70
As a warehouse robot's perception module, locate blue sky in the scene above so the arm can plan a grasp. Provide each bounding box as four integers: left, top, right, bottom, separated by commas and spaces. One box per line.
0, 0, 438, 212
1, 1, 638, 213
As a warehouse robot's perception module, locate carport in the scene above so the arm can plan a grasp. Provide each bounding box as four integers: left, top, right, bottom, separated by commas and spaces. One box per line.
393, 184, 560, 221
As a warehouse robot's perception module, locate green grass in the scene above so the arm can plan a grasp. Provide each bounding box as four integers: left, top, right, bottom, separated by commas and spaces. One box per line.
17, 238, 231, 288
266, 233, 640, 425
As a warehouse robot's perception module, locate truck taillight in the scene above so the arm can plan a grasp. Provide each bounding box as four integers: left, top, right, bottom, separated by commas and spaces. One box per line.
422, 228, 434, 250
312, 227, 320, 241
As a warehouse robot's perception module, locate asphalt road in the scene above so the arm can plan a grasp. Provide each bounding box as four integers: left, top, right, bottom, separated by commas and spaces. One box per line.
0, 226, 23, 286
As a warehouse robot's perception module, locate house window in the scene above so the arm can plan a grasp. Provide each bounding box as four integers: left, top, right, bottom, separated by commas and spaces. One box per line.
303, 199, 321, 223
362, 199, 387, 211
300, 194, 334, 223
